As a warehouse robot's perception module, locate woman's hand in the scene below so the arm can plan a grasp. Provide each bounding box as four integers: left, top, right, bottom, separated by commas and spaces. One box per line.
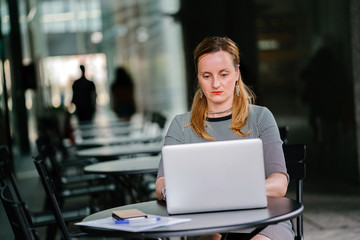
265, 173, 288, 197
155, 177, 165, 200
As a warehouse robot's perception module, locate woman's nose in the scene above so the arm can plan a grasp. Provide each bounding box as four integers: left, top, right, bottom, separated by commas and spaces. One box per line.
212, 78, 220, 88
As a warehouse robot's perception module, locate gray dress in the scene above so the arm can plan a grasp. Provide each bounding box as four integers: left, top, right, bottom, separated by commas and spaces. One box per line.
157, 105, 295, 239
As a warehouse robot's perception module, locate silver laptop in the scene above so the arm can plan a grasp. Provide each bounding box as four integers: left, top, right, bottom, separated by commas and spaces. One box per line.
162, 138, 267, 214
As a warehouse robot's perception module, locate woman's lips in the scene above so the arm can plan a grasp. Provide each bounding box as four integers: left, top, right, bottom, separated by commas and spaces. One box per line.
212, 91, 222, 95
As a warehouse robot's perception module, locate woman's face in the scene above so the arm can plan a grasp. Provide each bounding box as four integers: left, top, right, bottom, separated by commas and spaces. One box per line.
197, 50, 239, 110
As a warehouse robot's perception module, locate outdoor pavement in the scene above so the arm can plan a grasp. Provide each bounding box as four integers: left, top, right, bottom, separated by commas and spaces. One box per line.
299, 172, 360, 239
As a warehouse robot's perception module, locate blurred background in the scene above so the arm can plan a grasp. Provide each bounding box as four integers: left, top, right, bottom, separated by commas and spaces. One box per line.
1, 0, 360, 239
0, 0, 359, 204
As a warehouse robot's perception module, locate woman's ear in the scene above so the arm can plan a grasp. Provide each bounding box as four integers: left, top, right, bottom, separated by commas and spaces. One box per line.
235, 67, 241, 81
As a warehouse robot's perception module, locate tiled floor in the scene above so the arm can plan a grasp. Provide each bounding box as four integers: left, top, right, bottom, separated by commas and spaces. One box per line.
299, 173, 360, 239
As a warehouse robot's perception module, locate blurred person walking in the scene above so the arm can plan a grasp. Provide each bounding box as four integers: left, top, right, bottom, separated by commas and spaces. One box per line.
71, 65, 97, 122
110, 67, 136, 120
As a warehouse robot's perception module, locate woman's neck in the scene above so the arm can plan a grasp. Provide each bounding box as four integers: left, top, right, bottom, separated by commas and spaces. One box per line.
207, 106, 232, 118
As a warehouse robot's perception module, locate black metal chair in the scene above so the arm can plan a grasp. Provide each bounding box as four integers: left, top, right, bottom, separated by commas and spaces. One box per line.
222, 143, 306, 240
35, 137, 122, 208
33, 157, 92, 240
0, 184, 40, 240
283, 143, 306, 240
151, 111, 167, 130
36, 134, 101, 185
279, 126, 290, 144
0, 145, 99, 240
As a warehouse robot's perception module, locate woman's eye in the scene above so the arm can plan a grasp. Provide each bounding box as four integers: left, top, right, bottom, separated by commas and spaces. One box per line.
221, 73, 228, 77
203, 75, 210, 79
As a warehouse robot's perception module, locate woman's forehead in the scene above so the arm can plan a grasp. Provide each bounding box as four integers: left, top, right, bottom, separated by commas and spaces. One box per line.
198, 51, 235, 70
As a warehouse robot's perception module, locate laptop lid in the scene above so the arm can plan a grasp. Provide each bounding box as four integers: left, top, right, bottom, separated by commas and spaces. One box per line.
162, 138, 267, 214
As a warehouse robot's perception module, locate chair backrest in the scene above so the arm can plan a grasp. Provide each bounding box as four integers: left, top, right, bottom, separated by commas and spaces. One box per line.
151, 112, 167, 129
0, 145, 35, 224
35, 136, 65, 191
283, 144, 306, 201
283, 143, 306, 240
0, 145, 23, 200
279, 126, 289, 144
33, 156, 71, 240
0, 185, 39, 240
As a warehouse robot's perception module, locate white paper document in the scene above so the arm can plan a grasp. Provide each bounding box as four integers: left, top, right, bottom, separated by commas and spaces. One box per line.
76, 215, 191, 232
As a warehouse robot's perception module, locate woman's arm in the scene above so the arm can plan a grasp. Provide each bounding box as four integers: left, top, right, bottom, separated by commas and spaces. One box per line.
155, 114, 187, 201
155, 176, 166, 200
265, 172, 288, 197
255, 107, 289, 197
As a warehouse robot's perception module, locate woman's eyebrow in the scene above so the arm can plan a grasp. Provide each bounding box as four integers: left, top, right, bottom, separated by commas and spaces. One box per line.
200, 68, 231, 73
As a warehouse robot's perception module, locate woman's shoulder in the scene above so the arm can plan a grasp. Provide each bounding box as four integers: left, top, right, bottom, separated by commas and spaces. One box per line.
172, 112, 191, 124
249, 104, 274, 120
249, 104, 270, 114
166, 112, 191, 137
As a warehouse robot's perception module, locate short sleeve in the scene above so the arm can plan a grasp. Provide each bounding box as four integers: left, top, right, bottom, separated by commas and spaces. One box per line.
156, 115, 186, 178
256, 107, 287, 179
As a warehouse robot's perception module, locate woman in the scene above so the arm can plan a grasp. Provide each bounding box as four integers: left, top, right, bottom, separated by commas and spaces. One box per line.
155, 37, 294, 240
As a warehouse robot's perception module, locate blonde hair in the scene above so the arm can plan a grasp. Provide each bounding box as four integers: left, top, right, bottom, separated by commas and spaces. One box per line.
187, 36, 255, 140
